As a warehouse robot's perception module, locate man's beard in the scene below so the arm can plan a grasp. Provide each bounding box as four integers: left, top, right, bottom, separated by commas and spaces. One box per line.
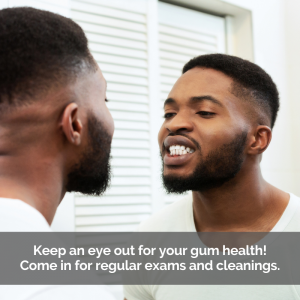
66, 113, 112, 196
162, 131, 248, 194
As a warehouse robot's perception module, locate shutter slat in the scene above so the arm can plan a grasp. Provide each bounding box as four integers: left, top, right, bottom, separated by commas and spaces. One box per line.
72, 1, 146, 23
72, 10, 147, 32
100, 64, 148, 77
75, 195, 151, 206
160, 42, 212, 57
160, 67, 181, 77
111, 177, 151, 185
111, 111, 149, 122
89, 43, 147, 60
160, 58, 183, 69
159, 33, 216, 52
107, 92, 148, 104
94, 53, 147, 68
76, 204, 151, 215
77, 21, 147, 41
76, 214, 150, 226
159, 24, 216, 45
105, 73, 148, 86
114, 121, 149, 131
111, 148, 150, 158
160, 50, 201, 63
113, 167, 151, 176
111, 158, 150, 167
112, 139, 150, 149
86, 33, 147, 50
107, 101, 148, 113
107, 83, 148, 95
113, 129, 149, 140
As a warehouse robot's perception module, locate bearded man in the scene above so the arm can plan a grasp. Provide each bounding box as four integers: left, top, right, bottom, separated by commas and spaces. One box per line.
124, 54, 300, 300
0, 7, 115, 300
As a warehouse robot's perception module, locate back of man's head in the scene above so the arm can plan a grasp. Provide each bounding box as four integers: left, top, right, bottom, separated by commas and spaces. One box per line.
0, 7, 114, 220
0, 7, 97, 106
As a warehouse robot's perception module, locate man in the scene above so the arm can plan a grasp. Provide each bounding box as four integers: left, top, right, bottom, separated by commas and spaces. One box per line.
124, 54, 300, 299
0, 7, 115, 299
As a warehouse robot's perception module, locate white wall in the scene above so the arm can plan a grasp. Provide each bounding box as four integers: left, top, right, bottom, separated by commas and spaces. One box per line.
222, 0, 297, 194
285, 0, 300, 196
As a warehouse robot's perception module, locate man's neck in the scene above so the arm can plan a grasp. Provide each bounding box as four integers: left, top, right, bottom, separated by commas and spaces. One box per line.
192, 165, 290, 232
0, 154, 65, 225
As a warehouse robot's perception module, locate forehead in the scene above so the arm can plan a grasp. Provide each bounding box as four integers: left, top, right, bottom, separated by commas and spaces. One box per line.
168, 67, 234, 102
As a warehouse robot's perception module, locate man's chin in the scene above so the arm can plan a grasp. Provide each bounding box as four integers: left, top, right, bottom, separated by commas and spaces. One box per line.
162, 173, 193, 194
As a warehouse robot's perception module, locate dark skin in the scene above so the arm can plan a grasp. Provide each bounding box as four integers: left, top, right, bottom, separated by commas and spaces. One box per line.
0, 67, 114, 224
159, 67, 289, 232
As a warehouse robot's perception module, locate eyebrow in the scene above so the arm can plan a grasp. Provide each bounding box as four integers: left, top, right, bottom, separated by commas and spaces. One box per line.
163, 95, 224, 108
190, 95, 224, 107
164, 98, 176, 108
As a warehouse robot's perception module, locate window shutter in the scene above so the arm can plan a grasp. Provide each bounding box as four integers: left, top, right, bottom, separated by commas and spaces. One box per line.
71, 0, 152, 232
158, 2, 226, 205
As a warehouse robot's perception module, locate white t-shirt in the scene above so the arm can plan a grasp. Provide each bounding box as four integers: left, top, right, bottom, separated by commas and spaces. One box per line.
0, 198, 115, 300
124, 193, 300, 300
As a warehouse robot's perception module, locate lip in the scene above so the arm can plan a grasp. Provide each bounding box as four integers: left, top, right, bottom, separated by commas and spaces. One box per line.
163, 136, 197, 166
164, 136, 196, 150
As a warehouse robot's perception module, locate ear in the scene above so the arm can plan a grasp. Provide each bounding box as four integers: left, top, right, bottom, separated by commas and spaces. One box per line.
247, 125, 272, 155
60, 103, 83, 146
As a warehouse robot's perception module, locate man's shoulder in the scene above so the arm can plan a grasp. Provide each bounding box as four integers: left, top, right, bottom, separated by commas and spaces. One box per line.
138, 193, 193, 232
285, 193, 300, 231
0, 198, 50, 231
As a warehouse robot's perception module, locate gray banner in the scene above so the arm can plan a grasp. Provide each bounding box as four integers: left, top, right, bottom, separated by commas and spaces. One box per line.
0, 232, 300, 285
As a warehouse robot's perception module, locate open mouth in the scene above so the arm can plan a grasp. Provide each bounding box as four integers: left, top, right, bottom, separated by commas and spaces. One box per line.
163, 136, 197, 166
168, 145, 195, 156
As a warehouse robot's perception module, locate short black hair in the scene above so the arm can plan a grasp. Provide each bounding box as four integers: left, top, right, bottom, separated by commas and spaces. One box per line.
182, 54, 279, 128
0, 7, 96, 106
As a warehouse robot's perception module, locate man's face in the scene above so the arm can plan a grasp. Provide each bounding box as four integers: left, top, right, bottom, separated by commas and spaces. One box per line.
66, 68, 114, 195
158, 67, 250, 193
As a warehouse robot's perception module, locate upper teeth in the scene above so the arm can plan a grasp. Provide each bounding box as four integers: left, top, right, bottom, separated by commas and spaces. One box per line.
169, 145, 195, 156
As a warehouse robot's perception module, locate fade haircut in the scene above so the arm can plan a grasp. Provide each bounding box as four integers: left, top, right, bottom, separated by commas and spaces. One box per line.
0, 7, 97, 107
182, 54, 279, 128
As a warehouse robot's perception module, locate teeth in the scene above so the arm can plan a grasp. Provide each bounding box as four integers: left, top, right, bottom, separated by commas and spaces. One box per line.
168, 145, 195, 156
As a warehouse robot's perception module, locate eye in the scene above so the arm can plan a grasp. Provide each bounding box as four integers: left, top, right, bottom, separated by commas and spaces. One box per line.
163, 112, 176, 119
105, 98, 109, 102
196, 111, 215, 118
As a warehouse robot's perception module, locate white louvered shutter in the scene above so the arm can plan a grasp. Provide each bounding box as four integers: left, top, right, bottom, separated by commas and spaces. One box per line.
71, 0, 152, 232
158, 2, 226, 205
71, 0, 226, 231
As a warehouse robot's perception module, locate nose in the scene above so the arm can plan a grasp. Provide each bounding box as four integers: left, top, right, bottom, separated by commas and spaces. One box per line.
165, 113, 194, 134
